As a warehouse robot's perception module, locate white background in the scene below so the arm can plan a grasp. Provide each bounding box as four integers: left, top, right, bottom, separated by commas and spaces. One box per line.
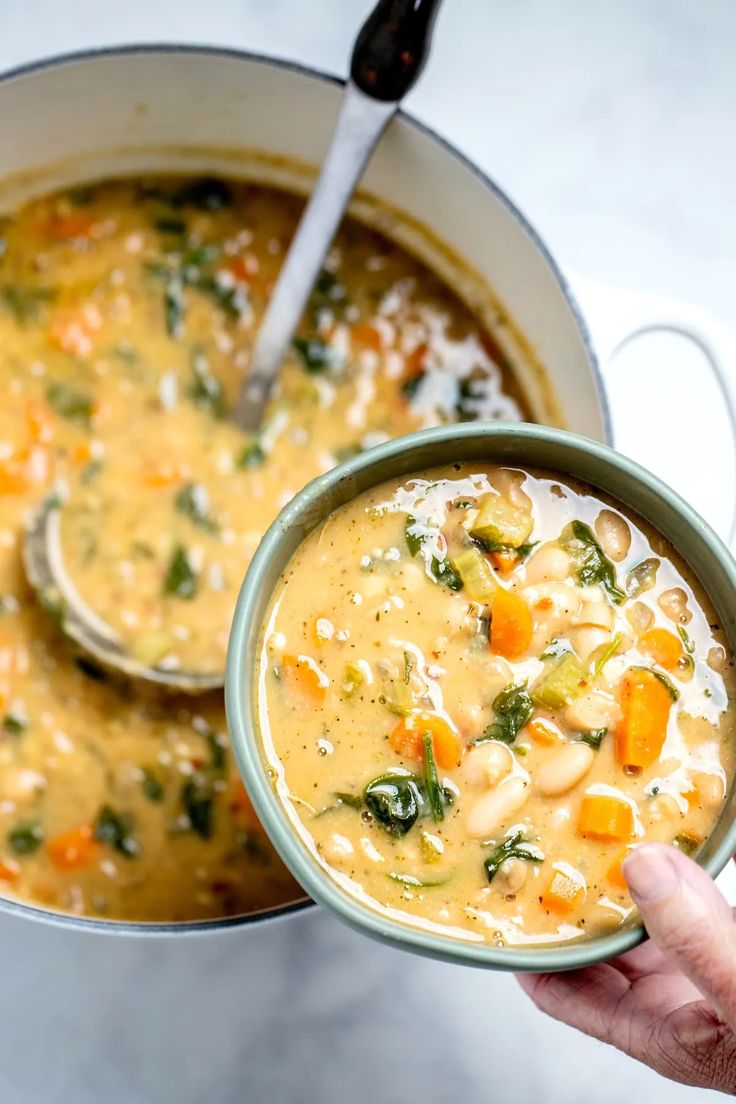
0, 2, 734, 1102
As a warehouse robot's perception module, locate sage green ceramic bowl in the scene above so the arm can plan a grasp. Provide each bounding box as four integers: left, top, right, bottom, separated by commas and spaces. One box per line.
226, 423, 736, 972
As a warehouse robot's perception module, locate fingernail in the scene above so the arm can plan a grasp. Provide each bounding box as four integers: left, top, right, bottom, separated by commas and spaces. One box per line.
623, 844, 679, 903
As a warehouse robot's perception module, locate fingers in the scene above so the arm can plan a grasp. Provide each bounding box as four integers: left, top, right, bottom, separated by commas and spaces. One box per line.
623, 843, 736, 1029
518, 964, 631, 1047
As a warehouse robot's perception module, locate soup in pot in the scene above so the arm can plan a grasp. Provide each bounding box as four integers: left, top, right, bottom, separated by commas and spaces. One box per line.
257, 463, 735, 947
0, 176, 527, 920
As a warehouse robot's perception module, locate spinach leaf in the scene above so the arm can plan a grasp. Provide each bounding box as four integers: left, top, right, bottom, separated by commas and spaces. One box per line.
562, 520, 625, 604
405, 515, 428, 557
94, 805, 138, 857
308, 268, 348, 321
333, 791, 363, 810
174, 482, 219, 534
292, 337, 337, 374
237, 439, 266, 469
194, 274, 247, 320
164, 275, 185, 338
80, 459, 103, 484
188, 350, 226, 418
484, 829, 544, 882
429, 556, 464, 591
400, 371, 425, 402
677, 625, 695, 671
403, 651, 414, 685
577, 728, 607, 750
363, 769, 425, 838
476, 683, 534, 745
592, 633, 622, 677
206, 729, 228, 776
2, 711, 26, 734
2, 284, 55, 323
175, 178, 232, 211
46, 381, 93, 428
648, 667, 680, 702
181, 777, 214, 839
39, 589, 67, 628
386, 872, 446, 888
155, 216, 187, 235
8, 820, 43, 855
422, 733, 445, 823
163, 544, 198, 600
141, 768, 164, 803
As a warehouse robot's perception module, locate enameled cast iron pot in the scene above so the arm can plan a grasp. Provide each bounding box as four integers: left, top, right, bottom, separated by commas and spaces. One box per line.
0, 45, 732, 936
225, 422, 736, 971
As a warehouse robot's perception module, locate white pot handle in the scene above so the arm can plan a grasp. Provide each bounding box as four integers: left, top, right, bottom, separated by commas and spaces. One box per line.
568, 272, 736, 544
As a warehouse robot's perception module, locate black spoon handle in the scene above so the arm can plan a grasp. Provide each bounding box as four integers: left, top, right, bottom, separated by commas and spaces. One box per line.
351, 0, 445, 102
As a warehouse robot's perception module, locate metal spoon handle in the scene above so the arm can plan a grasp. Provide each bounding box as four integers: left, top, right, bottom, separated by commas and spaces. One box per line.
234, 0, 444, 433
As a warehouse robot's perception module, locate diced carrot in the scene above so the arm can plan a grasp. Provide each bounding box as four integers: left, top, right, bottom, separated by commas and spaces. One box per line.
0, 446, 48, 495
0, 860, 18, 883
616, 668, 672, 770
607, 846, 635, 889
72, 440, 97, 465
47, 825, 99, 871
403, 342, 428, 379
227, 255, 252, 283
578, 793, 635, 841
26, 400, 55, 444
48, 305, 101, 357
540, 865, 585, 914
280, 654, 329, 704
313, 617, 335, 645
40, 212, 95, 241
638, 628, 684, 671
524, 717, 563, 746
142, 460, 191, 487
389, 711, 462, 770
351, 323, 382, 352
489, 549, 518, 579
489, 586, 533, 659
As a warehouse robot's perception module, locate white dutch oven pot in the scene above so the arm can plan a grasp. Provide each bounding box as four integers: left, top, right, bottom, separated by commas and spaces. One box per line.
0, 45, 732, 933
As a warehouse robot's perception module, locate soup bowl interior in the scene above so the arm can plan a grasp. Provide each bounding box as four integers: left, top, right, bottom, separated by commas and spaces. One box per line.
226, 422, 736, 971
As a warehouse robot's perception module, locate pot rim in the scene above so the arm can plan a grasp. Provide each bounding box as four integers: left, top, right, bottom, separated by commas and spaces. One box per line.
226, 421, 736, 971
0, 42, 608, 934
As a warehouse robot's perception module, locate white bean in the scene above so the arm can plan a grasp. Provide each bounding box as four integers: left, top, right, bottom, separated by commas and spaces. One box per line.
627, 601, 654, 636
521, 581, 581, 640
497, 857, 528, 894
524, 545, 571, 585
594, 509, 631, 562
564, 689, 620, 732
534, 743, 595, 796
466, 777, 529, 839
659, 587, 692, 625
690, 772, 725, 808
572, 625, 611, 662
464, 741, 514, 788
478, 656, 514, 703
320, 833, 355, 865
707, 645, 728, 673
490, 468, 531, 511
577, 598, 615, 630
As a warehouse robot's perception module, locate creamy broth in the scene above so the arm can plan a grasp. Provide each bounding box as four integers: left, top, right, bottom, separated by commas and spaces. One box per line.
258, 465, 735, 947
0, 178, 526, 920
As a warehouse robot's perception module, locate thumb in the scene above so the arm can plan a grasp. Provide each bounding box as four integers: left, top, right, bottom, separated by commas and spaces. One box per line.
624, 843, 736, 1028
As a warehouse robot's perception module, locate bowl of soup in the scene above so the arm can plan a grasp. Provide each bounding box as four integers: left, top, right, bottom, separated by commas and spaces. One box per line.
0, 45, 613, 934
226, 422, 736, 970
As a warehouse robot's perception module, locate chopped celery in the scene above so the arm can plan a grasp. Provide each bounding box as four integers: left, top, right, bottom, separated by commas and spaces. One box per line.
531, 651, 589, 709
469, 494, 533, 549
450, 546, 496, 603
385, 678, 413, 716
342, 663, 365, 697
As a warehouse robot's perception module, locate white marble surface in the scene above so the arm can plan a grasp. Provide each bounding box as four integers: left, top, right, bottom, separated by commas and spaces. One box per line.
0, 2, 734, 1102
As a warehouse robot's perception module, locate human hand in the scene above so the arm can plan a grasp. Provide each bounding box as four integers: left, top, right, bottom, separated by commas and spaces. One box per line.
519, 843, 736, 1093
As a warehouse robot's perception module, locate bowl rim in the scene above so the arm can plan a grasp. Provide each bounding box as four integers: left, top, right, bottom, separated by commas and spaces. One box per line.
226, 421, 736, 971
